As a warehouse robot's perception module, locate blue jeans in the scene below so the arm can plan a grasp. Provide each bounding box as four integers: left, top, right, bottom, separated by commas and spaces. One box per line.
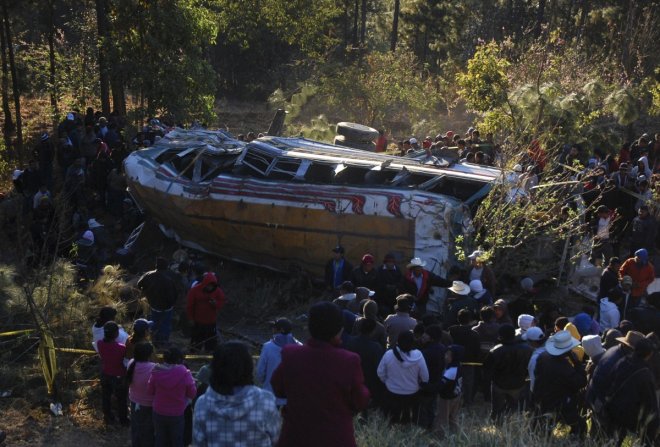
150, 308, 172, 347
130, 401, 154, 447
153, 412, 184, 447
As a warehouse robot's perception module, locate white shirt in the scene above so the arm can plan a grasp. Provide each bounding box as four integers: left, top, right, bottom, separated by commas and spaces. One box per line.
596, 217, 610, 240
528, 346, 546, 392
377, 349, 429, 395
599, 297, 621, 331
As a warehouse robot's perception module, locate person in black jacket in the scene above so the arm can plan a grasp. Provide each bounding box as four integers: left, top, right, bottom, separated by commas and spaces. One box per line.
533, 330, 587, 437
324, 245, 353, 296
598, 257, 621, 300
448, 309, 480, 406
605, 338, 659, 446
137, 257, 178, 347
345, 318, 385, 407
351, 254, 379, 291
418, 324, 448, 428
483, 324, 532, 421
630, 205, 657, 255
375, 253, 402, 317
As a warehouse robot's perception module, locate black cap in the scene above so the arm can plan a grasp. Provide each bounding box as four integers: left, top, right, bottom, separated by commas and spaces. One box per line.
270, 318, 293, 333
332, 245, 345, 254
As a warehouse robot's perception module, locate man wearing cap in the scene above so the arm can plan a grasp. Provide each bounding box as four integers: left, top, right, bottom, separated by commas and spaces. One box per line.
589, 205, 613, 266
619, 249, 655, 307
375, 253, 402, 317
351, 253, 378, 292
256, 318, 301, 407
137, 258, 178, 347
603, 338, 659, 445
483, 324, 532, 421
271, 302, 370, 447
384, 294, 418, 348
582, 335, 606, 382
401, 257, 451, 317
523, 327, 546, 394
586, 330, 645, 430
324, 245, 353, 296
533, 330, 587, 436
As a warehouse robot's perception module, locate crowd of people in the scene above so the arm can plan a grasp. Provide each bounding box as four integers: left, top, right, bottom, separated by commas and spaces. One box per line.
90, 242, 659, 446
4, 113, 660, 447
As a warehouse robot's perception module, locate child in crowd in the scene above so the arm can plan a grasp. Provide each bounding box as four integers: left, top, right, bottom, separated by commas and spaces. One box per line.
148, 346, 196, 447
124, 318, 153, 365
97, 321, 128, 425
435, 345, 464, 438
127, 342, 156, 446
92, 306, 128, 352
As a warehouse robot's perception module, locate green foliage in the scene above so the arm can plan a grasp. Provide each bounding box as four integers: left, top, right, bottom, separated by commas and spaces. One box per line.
456, 42, 510, 113
605, 88, 639, 126
317, 50, 441, 127
109, 0, 221, 122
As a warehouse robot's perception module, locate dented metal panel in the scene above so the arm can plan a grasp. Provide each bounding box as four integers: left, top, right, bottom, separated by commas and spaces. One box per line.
124, 129, 498, 278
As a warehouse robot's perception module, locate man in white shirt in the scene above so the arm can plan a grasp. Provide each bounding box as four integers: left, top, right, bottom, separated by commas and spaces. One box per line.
589, 205, 613, 266
523, 327, 546, 394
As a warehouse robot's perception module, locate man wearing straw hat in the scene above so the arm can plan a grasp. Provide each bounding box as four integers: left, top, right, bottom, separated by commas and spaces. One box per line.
533, 330, 587, 437
401, 257, 451, 318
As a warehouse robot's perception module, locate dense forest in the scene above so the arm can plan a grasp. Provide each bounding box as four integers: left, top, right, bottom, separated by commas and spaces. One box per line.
0, 0, 658, 165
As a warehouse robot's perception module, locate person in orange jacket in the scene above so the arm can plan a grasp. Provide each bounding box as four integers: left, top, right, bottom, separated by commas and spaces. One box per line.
619, 249, 655, 308
186, 272, 226, 353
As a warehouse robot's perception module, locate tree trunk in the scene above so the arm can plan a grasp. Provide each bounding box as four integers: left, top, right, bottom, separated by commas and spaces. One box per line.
390, 0, 399, 52
343, 0, 349, 48
352, 0, 358, 46
111, 76, 126, 116
534, 0, 546, 38
95, 0, 110, 116
46, 0, 59, 129
0, 7, 11, 151
359, 0, 367, 44
577, 0, 590, 41
2, 0, 22, 163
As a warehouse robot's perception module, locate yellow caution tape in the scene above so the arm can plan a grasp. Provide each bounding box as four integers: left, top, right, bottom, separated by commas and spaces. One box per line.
0, 329, 35, 337
38, 332, 57, 395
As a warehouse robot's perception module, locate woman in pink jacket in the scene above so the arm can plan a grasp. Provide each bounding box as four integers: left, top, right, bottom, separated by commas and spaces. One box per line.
147, 347, 196, 447
127, 342, 156, 446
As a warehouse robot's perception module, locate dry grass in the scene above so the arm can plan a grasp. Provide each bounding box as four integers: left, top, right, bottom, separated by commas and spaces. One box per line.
355, 408, 643, 447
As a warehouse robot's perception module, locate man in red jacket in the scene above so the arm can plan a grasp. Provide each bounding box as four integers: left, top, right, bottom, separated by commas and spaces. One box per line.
619, 249, 655, 307
271, 301, 370, 447
186, 272, 225, 353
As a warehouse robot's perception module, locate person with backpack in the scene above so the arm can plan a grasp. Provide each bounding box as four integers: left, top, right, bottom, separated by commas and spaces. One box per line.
127, 342, 156, 446
435, 345, 464, 438
147, 347, 197, 447
97, 321, 129, 425
377, 330, 429, 424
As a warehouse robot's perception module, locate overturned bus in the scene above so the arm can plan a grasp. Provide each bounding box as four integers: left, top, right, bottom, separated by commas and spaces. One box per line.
124, 129, 501, 282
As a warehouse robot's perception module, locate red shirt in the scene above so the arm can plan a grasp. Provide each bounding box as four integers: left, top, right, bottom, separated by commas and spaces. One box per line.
97, 340, 127, 376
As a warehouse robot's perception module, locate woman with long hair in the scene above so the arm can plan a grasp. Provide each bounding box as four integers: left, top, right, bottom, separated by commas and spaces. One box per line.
377, 330, 429, 424
193, 341, 280, 446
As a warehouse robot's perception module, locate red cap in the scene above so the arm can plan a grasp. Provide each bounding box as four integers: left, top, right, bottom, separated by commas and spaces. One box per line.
362, 254, 375, 264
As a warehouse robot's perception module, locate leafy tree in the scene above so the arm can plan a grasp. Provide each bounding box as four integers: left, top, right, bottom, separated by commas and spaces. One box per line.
316, 50, 441, 127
